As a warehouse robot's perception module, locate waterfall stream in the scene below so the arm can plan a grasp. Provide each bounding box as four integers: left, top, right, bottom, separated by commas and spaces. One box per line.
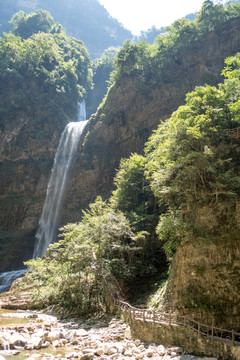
77, 99, 86, 121
33, 103, 87, 258
0, 102, 87, 293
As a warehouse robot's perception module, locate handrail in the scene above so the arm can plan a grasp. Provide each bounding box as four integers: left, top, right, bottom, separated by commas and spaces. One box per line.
102, 275, 240, 347
110, 296, 240, 347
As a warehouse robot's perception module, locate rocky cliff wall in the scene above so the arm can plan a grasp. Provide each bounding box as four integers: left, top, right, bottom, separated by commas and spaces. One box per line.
64, 17, 240, 224
160, 197, 240, 329
0, 78, 74, 272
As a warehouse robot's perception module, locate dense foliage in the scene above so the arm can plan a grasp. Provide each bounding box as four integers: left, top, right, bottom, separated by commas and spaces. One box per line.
112, 0, 240, 84
86, 47, 117, 117
24, 197, 148, 313
10, 10, 56, 38
132, 26, 165, 44
0, 0, 131, 58
0, 14, 92, 125
111, 154, 159, 233
145, 55, 240, 259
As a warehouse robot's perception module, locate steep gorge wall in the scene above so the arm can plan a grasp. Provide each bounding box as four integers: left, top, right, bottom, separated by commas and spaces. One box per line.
2, 18, 240, 272
64, 17, 240, 223
0, 78, 75, 272
161, 198, 240, 329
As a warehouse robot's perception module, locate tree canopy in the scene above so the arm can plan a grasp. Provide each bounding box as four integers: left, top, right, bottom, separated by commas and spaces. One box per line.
112, 0, 240, 84
0, 0, 132, 58
10, 10, 56, 39
0, 13, 92, 123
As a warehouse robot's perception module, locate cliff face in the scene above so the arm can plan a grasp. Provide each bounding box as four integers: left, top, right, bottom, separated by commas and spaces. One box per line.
64, 17, 240, 223
0, 78, 73, 272
2, 18, 240, 273
164, 199, 240, 329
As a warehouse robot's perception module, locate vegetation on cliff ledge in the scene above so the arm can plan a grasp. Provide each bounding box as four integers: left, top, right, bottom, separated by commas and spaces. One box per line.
0, 10, 92, 128
111, 0, 240, 85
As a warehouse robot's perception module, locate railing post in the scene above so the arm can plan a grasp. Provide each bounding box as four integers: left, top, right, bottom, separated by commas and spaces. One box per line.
211, 325, 214, 341
184, 317, 186, 328
143, 310, 145, 322
153, 310, 156, 325
211, 319, 214, 341
132, 308, 135, 320
169, 313, 172, 326
122, 303, 125, 319
232, 330, 235, 346
198, 323, 200, 338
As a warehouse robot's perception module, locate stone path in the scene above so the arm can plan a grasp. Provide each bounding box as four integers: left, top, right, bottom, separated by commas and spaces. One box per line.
0, 311, 217, 360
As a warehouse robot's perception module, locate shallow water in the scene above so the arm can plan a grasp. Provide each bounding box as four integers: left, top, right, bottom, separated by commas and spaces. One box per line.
0, 346, 67, 360
0, 309, 70, 360
0, 309, 39, 328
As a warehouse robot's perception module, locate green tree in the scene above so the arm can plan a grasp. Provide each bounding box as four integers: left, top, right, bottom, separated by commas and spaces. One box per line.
113, 40, 152, 81
10, 10, 55, 39
111, 154, 158, 232
225, 1, 240, 20
196, 0, 225, 33
145, 56, 240, 259
164, 18, 198, 47
0, 21, 92, 126
22, 197, 147, 312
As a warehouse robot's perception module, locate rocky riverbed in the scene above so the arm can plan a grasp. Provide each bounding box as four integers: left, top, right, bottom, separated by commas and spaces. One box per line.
0, 310, 217, 360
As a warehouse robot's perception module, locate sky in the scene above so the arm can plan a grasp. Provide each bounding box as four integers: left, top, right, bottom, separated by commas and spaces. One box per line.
98, 0, 215, 35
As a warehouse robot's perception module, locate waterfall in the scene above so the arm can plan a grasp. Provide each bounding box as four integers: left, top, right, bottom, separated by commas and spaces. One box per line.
0, 101, 87, 293
33, 102, 87, 258
77, 99, 86, 121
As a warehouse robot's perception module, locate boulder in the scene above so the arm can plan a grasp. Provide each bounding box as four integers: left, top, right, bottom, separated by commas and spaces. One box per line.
45, 330, 62, 343
80, 354, 94, 360
10, 332, 28, 348
25, 336, 42, 350
75, 329, 88, 337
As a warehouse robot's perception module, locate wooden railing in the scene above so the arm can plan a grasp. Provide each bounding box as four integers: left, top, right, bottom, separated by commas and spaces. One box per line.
111, 298, 240, 347
102, 274, 240, 347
